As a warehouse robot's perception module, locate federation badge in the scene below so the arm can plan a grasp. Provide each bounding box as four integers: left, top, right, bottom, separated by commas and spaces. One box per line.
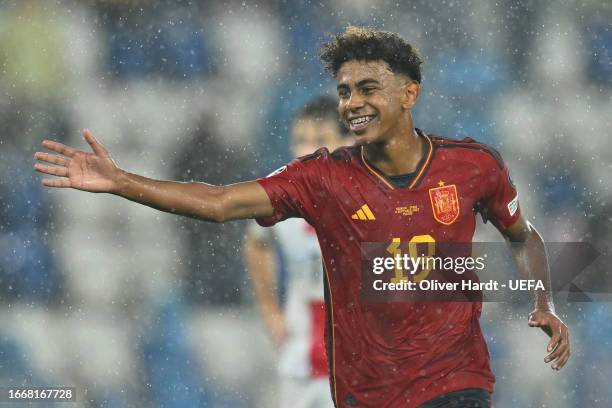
429, 182, 460, 225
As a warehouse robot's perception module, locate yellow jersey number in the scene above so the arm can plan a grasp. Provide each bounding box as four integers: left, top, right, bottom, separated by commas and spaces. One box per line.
387, 235, 435, 283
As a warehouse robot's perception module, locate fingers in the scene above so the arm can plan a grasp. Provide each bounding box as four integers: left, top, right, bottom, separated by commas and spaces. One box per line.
83, 129, 107, 156
545, 328, 570, 370
547, 330, 560, 352
553, 343, 571, 370
34, 163, 68, 177
41, 178, 72, 188
34, 151, 70, 167
41, 139, 78, 158
554, 325, 570, 369
544, 329, 561, 361
529, 310, 571, 370
40, 130, 106, 158
35, 143, 72, 188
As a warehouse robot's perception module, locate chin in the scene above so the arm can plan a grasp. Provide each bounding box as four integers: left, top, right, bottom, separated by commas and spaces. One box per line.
354, 131, 382, 146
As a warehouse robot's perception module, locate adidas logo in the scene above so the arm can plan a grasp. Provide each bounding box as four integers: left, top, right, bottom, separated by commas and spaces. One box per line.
351, 204, 376, 220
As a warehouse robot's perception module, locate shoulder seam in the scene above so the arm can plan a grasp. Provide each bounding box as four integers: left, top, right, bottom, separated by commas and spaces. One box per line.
330, 145, 357, 163
298, 147, 329, 163
433, 140, 504, 169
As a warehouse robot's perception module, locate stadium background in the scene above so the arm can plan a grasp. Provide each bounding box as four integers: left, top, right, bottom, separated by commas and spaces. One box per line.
0, 0, 610, 406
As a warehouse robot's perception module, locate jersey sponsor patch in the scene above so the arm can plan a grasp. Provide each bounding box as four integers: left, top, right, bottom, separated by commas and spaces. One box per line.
507, 194, 519, 217
266, 165, 287, 177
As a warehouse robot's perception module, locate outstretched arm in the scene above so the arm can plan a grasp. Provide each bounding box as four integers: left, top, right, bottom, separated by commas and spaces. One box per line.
501, 216, 570, 370
34, 129, 274, 223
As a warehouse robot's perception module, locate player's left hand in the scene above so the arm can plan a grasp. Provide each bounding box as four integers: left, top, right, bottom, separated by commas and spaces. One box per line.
528, 309, 570, 370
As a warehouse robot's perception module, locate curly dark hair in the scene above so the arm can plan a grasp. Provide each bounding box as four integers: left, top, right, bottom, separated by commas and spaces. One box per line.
320, 26, 423, 82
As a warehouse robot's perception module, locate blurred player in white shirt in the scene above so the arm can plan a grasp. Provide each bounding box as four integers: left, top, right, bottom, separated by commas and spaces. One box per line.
244, 96, 349, 408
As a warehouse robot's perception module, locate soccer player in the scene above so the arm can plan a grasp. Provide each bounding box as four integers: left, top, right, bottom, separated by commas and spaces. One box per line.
244, 95, 348, 408
34, 26, 570, 408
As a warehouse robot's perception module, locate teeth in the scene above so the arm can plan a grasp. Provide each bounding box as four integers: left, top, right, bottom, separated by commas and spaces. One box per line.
350, 116, 374, 126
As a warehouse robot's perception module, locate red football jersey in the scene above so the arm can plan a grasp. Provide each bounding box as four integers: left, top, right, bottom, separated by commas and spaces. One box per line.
256, 129, 520, 408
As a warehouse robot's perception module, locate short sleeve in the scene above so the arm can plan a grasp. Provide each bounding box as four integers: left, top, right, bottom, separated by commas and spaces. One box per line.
255, 149, 327, 227
481, 161, 521, 230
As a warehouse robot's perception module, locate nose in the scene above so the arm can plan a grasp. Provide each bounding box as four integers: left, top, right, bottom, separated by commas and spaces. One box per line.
347, 92, 365, 111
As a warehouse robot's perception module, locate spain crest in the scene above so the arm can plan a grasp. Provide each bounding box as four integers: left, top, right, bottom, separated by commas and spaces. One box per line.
428, 182, 460, 225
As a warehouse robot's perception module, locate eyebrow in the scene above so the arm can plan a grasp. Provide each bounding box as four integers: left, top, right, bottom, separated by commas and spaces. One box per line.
357, 78, 380, 87
337, 78, 381, 91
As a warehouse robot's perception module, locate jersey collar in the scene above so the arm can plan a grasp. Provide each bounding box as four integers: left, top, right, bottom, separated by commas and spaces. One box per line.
359, 129, 434, 190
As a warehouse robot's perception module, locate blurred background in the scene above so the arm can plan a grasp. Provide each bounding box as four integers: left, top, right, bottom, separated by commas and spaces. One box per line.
0, 0, 610, 406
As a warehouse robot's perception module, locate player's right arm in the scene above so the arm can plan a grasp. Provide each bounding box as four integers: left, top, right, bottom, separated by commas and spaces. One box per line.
33, 130, 274, 222
243, 228, 287, 347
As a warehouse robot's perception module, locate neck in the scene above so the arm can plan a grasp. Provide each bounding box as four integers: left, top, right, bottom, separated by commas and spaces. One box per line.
362, 116, 424, 176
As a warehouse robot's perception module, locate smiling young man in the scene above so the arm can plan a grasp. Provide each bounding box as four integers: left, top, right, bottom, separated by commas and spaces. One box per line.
34, 26, 569, 408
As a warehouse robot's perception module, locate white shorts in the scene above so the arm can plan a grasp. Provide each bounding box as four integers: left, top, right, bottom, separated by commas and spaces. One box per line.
279, 377, 335, 408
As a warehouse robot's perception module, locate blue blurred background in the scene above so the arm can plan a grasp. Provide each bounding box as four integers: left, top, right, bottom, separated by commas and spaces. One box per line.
0, 0, 610, 406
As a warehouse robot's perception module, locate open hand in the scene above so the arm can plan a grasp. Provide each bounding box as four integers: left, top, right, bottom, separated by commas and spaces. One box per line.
528, 309, 570, 370
34, 129, 122, 193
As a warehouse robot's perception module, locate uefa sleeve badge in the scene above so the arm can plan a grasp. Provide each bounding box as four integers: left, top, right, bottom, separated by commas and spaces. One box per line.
507, 194, 519, 217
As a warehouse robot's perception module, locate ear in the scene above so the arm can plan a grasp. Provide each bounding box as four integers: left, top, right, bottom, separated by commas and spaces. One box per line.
401, 80, 420, 110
